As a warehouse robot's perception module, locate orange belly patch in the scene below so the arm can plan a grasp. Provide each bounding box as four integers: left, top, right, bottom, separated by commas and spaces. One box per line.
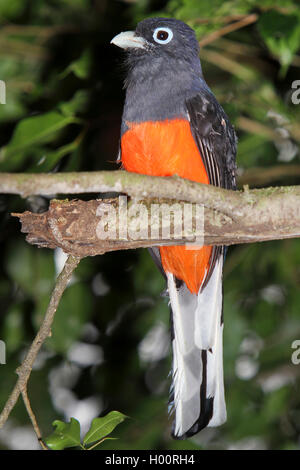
121, 119, 212, 294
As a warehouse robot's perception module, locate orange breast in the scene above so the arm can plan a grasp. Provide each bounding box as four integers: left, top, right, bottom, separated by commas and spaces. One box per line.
121, 119, 212, 294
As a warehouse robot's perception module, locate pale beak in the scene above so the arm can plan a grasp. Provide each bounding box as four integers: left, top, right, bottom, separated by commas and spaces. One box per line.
110, 31, 147, 50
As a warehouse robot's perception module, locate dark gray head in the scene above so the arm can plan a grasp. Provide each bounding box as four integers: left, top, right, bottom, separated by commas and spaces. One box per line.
111, 17, 201, 73
111, 17, 205, 123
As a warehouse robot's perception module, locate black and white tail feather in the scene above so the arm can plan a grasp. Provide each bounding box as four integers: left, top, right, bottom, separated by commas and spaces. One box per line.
167, 252, 226, 439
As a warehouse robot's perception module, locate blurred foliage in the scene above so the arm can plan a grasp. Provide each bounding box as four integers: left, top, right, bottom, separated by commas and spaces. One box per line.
0, 0, 300, 451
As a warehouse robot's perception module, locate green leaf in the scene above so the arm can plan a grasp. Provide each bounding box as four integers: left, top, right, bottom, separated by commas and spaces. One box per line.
60, 49, 92, 80
0, 111, 80, 170
28, 140, 80, 172
86, 437, 118, 451
45, 418, 81, 450
59, 90, 89, 117
83, 411, 128, 445
258, 10, 300, 76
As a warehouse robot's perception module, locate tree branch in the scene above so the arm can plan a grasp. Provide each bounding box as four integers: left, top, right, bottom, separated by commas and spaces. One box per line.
199, 13, 258, 47
21, 388, 48, 450
1, 171, 299, 251
10, 189, 300, 254
0, 255, 81, 438
0, 166, 298, 198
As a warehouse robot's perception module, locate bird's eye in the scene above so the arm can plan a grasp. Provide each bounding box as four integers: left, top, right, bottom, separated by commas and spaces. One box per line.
153, 27, 173, 44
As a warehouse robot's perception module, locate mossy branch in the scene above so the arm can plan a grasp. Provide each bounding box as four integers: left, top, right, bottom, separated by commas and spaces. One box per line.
0, 171, 299, 251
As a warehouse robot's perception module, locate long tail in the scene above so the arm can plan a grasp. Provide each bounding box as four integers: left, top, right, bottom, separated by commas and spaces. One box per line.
167, 255, 226, 439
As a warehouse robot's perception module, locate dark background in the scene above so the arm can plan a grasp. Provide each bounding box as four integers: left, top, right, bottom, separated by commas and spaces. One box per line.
0, 0, 300, 450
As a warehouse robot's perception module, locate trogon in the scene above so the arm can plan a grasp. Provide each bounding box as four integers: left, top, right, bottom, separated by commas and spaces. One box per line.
111, 17, 237, 439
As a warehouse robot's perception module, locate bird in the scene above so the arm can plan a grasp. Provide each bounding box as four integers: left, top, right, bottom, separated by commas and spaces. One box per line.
111, 17, 237, 439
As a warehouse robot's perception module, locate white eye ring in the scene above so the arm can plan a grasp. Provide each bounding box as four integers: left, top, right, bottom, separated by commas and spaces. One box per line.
153, 27, 173, 44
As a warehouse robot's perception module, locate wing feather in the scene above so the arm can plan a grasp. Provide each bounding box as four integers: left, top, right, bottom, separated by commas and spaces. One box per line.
186, 90, 237, 287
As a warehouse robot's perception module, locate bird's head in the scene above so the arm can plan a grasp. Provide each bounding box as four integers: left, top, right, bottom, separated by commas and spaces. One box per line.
111, 18, 205, 121
111, 17, 200, 68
